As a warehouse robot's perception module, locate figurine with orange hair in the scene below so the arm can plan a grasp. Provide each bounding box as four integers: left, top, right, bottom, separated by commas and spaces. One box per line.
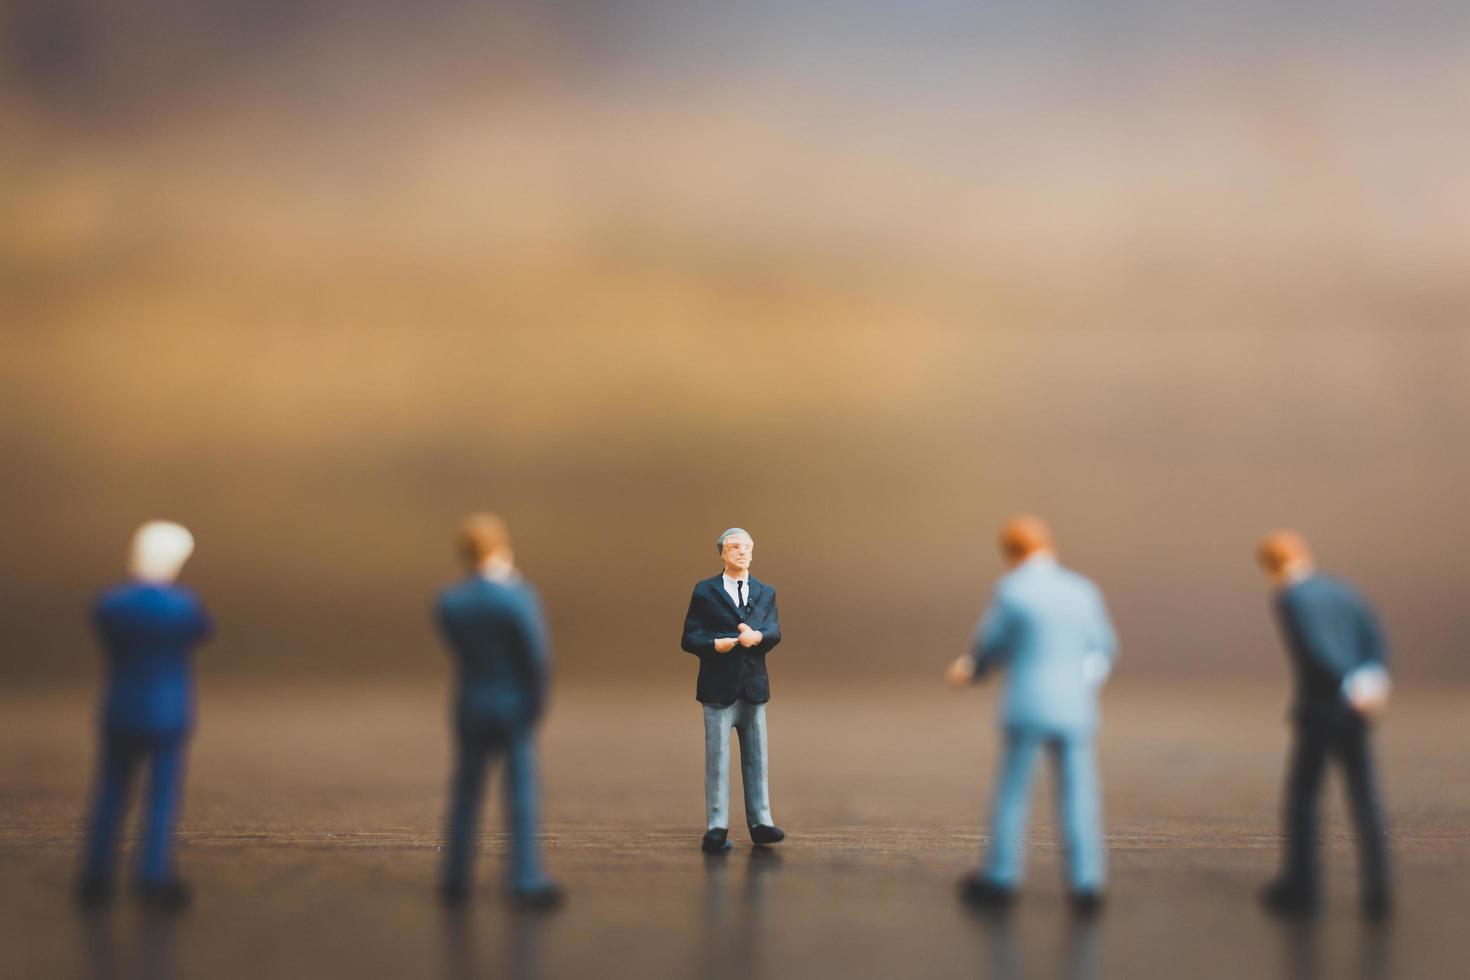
946, 515, 1117, 915
1255, 529, 1392, 920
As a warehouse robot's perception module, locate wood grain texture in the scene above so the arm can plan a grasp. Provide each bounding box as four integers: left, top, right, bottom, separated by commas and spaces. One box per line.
2, 680, 1467, 979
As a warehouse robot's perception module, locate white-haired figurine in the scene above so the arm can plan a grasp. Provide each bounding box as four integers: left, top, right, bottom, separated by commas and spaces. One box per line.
77, 521, 212, 910
680, 528, 785, 853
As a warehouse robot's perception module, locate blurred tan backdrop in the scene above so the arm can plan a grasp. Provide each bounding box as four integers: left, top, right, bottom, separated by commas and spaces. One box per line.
3, 1, 1468, 683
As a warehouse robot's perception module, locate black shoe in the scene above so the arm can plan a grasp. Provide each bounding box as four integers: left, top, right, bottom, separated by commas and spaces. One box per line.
1259, 880, 1318, 917
439, 879, 470, 906
959, 874, 1015, 910
1363, 888, 1393, 922
510, 882, 565, 911
749, 824, 785, 845
1070, 889, 1106, 916
75, 876, 114, 908
702, 828, 732, 853
136, 878, 191, 911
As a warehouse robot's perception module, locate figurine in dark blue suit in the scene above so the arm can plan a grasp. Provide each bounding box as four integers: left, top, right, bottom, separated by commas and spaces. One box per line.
1256, 530, 1392, 920
78, 521, 212, 909
681, 527, 784, 854
437, 514, 562, 909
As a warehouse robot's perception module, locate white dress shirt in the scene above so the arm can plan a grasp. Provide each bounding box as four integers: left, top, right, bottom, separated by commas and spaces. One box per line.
722, 572, 751, 611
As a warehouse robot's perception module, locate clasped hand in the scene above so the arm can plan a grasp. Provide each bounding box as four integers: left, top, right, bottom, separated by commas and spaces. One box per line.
714, 623, 763, 653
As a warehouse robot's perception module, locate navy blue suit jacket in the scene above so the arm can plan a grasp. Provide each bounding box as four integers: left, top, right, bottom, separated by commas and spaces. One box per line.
680, 575, 781, 705
436, 576, 552, 734
1273, 574, 1387, 727
93, 581, 213, 736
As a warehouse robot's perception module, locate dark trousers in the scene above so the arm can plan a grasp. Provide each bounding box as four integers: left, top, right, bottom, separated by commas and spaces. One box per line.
81, 732, 188, 884
1280, 718, 1390, 895
442, 726, 547, 892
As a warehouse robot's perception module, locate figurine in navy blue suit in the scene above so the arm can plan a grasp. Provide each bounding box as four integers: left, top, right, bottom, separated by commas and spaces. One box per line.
1256, 530, 1392, 920
78, 521, 212, 909
681, 527, 784, 854
437, 514, 562, 909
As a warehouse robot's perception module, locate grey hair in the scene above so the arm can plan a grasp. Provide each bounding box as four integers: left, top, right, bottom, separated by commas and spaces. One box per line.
716, 527, 752, 553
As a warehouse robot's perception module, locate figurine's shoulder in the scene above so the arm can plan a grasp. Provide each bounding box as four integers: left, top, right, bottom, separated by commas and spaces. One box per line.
1055, 565, 1102, 598
438, 577, 489, 611
443, 576, 537, 609
1291, 574, 1366, 614
95, 581, 138, 609
164, 583, 206, 609
998, 560, 1094, 603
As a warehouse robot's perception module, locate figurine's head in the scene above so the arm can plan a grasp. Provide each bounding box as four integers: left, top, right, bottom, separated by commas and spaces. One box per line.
998, 514, 1055, 568
717, 528, 753, 576
128, 521, 195, 584
458, 513, 514, 575
1256, 529, 1314, 586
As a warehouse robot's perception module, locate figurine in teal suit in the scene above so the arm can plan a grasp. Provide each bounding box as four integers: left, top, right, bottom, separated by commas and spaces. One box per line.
436, 514, 562, 909
947, 515, 1118, 914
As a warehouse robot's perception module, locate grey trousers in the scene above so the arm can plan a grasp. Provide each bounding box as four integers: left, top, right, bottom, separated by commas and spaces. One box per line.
703, 700, 774, 830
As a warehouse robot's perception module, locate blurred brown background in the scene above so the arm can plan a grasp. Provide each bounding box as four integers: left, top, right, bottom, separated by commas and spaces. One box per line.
3, 0, 1468, 684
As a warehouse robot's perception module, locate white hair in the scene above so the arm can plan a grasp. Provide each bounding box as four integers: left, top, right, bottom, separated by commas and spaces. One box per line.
716, 527, 752, 553
129, 521, 195, 584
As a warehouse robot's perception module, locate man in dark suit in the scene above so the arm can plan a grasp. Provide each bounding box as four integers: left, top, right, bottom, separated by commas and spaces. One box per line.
437, 514, 562, 908
1257, 529, 1392, 919
78, 521, 213, 909
681, 527, 784, 853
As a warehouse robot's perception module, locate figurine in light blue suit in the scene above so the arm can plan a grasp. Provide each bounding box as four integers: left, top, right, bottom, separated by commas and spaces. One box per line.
947, 515, 1117, 915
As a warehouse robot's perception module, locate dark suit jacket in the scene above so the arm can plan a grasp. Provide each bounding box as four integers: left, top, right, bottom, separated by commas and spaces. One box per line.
681, 574, 781, 705
93, 581, 213, 736
436, 576, 552, 734
1273, 574, 1387, 728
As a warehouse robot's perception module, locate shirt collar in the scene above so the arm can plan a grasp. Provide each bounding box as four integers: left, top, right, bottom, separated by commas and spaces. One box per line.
1281, 565, 1315, 588
478, 561, 517, 584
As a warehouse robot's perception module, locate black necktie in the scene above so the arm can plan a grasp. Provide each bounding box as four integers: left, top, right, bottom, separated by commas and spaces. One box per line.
737, 581, 745, 611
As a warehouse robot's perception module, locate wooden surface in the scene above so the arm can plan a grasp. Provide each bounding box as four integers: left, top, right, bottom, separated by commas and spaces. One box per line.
2, 679, 1468, 979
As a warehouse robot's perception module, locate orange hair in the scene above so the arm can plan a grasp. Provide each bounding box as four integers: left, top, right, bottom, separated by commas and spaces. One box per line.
999, 514, 1054, 561
1256, 529, 1311, 573
458, 513, 511, 567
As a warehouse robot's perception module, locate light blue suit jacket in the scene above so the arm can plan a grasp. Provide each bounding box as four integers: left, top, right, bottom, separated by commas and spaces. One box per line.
972, 556, 1118, 734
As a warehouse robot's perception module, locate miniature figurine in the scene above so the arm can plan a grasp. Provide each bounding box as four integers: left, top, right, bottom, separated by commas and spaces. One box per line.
1255, 529, 1392, 919
437, 514, 562, 909
77, 521, 213, 909
946, 515, 1117, 914
681, 528, 784, 853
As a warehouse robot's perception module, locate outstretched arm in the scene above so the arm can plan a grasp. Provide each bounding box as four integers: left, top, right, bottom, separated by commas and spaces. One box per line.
971, 595, 1016, 677
947, 592, 1013, 687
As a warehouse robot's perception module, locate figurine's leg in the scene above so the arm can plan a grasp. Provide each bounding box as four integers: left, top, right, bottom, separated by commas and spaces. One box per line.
1280, 726, 1329, 893
1053, 734, 1105, 892
703, 703, 735, 830
1336, 724, 1390, 898
504, 729, 550, 892
138, 735, 188, 884
81, 735, 140, 882
734, 701, 774, 828
984, 729, 1041, 887
443, 732, 492, 889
